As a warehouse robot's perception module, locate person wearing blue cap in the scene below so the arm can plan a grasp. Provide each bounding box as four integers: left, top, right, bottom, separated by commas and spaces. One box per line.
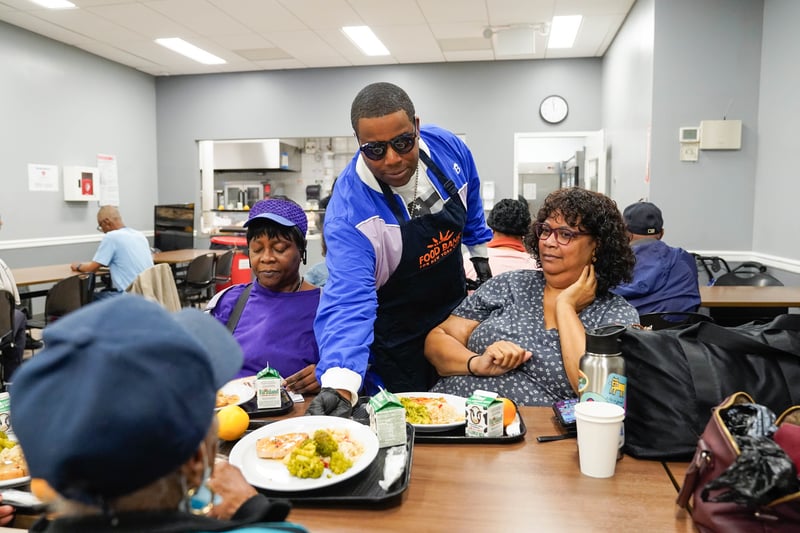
10, 295, 306, 532
207, 198, 321, 394
612, 201, 700, 314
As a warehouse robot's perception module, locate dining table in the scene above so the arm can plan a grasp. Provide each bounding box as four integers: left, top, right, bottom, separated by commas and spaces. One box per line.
10, 264, 77, 288
699, 285, 800, 308
224, 400, 695, 533
152, 248, 225, 265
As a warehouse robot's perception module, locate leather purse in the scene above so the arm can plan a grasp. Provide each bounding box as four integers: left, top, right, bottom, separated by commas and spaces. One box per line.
676, 392, 800, 532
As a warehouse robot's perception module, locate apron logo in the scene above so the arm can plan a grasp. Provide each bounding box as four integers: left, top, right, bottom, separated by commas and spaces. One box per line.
418, 230, 462, 269
452, 163, 461, 174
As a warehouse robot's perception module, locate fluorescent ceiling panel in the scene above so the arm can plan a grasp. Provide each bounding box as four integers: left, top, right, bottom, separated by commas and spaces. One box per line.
548, 15, 583, 49
342, 26, 390, 56
155, 38, 226, 65
29, 0, 75, 8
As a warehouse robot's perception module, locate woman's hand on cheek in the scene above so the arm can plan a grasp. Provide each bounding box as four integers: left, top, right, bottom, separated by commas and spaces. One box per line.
557, 264, 597, 312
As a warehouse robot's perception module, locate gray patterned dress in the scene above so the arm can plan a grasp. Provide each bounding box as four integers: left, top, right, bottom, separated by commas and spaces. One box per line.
430, 270, 639, 406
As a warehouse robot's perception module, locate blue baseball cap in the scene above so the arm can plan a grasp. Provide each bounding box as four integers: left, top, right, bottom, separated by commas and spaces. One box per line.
244, 199, 308, 236
10, 294, 243, 505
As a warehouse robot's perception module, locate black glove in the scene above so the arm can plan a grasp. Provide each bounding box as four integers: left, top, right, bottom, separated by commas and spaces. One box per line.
470, 257, 493, 287
306, 387, 353, 418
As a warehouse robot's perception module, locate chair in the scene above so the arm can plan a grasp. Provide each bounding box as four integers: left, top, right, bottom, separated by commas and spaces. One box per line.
702, 260, 788, 326
213, 250, 234, 292
126, 263, 182, 312
639, 311, 714, 330
27, 273, 95, 343
0, 290, 15, 350
176, 253, 216, 307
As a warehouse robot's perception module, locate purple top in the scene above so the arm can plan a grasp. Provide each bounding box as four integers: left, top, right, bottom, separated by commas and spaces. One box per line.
209, 282, 321, 379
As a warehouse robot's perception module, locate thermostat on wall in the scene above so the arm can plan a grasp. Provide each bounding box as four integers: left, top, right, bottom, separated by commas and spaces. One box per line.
679, 127, 700, 143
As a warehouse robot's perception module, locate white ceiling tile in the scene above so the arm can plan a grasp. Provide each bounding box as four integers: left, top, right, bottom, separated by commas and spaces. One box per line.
0, 0, 635, 75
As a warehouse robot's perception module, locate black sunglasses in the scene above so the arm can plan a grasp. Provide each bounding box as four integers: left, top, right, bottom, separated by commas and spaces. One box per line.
359, 128, 417, 161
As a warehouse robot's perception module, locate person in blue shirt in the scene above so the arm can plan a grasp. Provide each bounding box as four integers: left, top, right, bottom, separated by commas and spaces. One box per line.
612, 201, 700, 315
70, 206, 153, 296
308, 82, 493, 416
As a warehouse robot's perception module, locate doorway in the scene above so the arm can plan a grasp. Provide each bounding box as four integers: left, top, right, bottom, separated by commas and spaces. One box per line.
513, 131, 605, 212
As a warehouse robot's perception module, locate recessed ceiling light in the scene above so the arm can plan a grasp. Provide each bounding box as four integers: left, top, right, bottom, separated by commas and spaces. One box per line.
342, 26, 390, 56
155, 38, 226, 65
29, 0, 76, 8
548, 15, 583, 49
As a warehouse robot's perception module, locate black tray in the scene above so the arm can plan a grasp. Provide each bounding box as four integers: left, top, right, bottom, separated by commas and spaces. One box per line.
353, 397, 527, 444
240, 388, 294, 418
222, 421, 415, 507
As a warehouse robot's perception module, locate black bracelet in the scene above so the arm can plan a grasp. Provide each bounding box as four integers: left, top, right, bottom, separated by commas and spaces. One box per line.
76, 263, 81, 272
467, 354, 480, 377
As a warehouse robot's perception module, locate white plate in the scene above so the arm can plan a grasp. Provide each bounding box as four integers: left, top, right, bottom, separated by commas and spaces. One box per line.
216, 379, 256, 410
395, 392, 466, 433
228, 416, 379, 492
0, 476, 30, 488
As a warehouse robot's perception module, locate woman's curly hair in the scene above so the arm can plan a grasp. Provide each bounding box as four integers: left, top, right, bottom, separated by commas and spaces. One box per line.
522, 187, 634, 296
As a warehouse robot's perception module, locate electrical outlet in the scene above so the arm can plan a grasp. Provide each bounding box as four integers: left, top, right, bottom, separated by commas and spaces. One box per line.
304, 140, 317, 153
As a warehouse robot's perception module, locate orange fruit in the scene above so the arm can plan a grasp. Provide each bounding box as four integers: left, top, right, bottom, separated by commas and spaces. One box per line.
31, 478, 59, 503
499, 398, 516, 427
216, 405, 250, 441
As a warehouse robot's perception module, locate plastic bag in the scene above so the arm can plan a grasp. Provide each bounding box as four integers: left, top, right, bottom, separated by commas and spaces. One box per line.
701, 403, 799, 507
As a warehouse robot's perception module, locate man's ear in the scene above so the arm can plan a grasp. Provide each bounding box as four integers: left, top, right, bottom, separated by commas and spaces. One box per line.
657, 229, 665, 240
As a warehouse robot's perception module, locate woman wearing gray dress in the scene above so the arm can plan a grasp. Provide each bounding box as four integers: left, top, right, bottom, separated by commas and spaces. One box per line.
425, 188, 638, 406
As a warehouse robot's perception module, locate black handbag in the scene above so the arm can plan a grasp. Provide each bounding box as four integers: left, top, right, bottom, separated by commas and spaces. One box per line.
620, 314, 800, 460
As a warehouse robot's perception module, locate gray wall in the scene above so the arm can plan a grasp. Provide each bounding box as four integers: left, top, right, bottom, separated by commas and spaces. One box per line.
0, 21, 158, 268
649, 0, 763, 253
753, 0, 800, 264
155, 60, 603, 206
601, 0, 654, 206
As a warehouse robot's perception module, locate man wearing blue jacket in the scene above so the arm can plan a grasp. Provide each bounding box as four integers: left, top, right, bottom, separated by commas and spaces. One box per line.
308, 82, 493, 416
613, 201, 700, 315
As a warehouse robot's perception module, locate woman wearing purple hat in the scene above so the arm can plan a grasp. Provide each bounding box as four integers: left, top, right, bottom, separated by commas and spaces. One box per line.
207, 199, 321, 394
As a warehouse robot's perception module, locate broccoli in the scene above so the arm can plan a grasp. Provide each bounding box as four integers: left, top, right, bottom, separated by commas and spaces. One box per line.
313, 429, 338, 457
285, 440, 324, 479
328, 450, 353, 475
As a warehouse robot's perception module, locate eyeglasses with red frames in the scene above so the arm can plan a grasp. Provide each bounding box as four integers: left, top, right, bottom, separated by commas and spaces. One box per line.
533, 222, 591, 245
359, 127, 417, 161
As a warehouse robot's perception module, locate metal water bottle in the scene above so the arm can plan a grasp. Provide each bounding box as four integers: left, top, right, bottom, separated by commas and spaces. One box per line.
578, 324, 627, 454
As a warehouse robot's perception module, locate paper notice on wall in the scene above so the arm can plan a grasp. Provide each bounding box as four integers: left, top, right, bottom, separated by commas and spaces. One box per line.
523, 183, 537, 199
481, 181, 495, 210
28, 163, 59, 191
97, 153, 120, 206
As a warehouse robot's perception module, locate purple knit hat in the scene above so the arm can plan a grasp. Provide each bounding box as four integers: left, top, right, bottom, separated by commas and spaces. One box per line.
244, 199, 308, 236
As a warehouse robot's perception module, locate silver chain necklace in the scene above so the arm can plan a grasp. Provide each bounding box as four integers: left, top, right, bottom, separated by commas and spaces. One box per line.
407, 165, 420, 218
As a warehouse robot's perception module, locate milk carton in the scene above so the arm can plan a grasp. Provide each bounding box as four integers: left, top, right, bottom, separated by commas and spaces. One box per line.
366, 389, 407, 448
255, 366, 282, 409
465, 390, 503, 437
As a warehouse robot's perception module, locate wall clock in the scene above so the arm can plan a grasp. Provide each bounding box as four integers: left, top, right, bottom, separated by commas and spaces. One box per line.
539, 95, 568, 124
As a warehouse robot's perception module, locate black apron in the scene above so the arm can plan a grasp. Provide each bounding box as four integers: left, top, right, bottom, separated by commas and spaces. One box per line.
371, 150, 468, 392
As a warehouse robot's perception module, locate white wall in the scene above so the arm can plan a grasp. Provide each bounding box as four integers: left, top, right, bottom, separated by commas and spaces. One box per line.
0, 22, 158, 268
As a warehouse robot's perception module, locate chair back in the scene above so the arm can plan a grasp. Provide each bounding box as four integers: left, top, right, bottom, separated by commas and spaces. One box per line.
0, 290, 14, 347
214, 250, 234, 282
639, 311, 713, 330
185, 254, 216, 286
126, 263, 181, 312
45, 273, 95, 322
713, 262, 784, 287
